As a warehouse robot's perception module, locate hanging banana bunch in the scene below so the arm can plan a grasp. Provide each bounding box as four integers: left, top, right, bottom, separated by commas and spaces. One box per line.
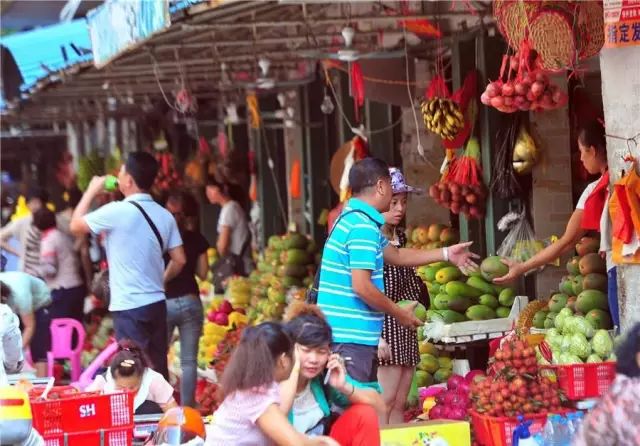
420, 98, 465, 141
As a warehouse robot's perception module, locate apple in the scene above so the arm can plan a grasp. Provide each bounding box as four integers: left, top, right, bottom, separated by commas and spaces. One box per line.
207, 311, 217, 323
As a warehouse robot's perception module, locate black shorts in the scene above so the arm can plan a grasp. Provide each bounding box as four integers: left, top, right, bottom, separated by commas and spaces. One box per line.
30, 306, 52, 362
331, 343, 378, 382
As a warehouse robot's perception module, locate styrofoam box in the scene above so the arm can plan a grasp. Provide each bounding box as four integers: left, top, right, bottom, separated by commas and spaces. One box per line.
439, 296, 528, 341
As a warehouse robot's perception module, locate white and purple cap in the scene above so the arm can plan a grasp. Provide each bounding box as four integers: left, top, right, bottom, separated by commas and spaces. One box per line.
389, 167, 422, 194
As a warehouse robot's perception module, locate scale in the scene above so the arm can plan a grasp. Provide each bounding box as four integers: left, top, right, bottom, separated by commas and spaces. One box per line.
133, 413, 164, 444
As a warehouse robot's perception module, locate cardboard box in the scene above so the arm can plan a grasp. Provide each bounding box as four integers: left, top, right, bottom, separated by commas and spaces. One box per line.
380, 420, 471, 446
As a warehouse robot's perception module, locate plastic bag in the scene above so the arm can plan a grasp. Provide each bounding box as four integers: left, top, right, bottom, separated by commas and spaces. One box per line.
497, 209, 542, 263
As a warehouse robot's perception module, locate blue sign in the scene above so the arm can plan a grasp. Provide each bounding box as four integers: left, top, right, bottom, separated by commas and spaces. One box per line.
88, 0, 170, 68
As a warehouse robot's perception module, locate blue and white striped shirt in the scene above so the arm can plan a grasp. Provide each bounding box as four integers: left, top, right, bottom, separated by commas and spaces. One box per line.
317, 198, 389, 346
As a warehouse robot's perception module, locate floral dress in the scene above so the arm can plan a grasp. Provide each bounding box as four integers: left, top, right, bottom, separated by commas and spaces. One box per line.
378, 228, 429, 367
573, 374, 640, 446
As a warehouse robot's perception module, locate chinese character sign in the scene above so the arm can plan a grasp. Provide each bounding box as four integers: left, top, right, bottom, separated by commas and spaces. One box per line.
604, 0, 640, 48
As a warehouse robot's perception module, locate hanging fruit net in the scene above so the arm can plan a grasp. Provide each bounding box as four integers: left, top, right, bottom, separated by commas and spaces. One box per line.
528, 10, 576, 72
428, 139, 487, 220
480, 42, 568, 114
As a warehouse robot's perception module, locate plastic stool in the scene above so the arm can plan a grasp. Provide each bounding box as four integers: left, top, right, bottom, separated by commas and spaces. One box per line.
47, 318, 86, 381
73, 339, 119, 390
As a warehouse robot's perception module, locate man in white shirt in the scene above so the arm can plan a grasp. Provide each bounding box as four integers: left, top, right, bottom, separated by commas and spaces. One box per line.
70, 152, 186, 379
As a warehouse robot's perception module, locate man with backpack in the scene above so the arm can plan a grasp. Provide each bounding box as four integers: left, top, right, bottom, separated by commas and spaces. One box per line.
70, 152, 186, 379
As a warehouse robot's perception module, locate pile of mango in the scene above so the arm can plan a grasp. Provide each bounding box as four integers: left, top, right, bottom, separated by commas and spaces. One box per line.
405, 223, 459, 249
418, 256, 517, 323
247, 231, 318, 324
415, 329, 453, 387
532, 236, 612, 330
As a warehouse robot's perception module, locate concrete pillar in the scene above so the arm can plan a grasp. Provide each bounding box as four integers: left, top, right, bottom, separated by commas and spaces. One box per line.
599, 45, 640, 331
282, 90, 305, 231
402, 59, 450, 228
66, 121, 80, 171
529, 76, 574, 298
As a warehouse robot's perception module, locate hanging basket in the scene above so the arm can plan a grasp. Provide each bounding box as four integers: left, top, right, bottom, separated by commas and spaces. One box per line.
529, 10, 576, 72
495, 1, 541, 49
576, 1, 604, 59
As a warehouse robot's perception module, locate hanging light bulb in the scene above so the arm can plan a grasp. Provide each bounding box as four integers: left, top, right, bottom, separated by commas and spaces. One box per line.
320, 88, 334, 115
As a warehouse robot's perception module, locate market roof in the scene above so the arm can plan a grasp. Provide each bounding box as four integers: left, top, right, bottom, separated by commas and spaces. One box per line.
2, 0, 493, 125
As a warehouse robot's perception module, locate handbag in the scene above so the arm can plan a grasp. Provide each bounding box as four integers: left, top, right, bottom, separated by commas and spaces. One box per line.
211, 234, 251, 293
306, 209, 379, 304
91, 202, 164, 307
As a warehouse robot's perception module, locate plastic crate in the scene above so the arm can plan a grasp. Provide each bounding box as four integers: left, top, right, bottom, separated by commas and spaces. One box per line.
540, 362, 616, 400
29, 386, 133, 437
43, 427, 132, 446
471, 410, 566, 446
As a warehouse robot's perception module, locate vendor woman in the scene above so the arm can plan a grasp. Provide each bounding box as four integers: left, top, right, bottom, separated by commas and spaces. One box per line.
495, 121, 617, 325
87, 340, 177, 414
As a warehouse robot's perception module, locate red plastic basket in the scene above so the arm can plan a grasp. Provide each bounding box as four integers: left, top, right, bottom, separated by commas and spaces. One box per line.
471, 410, 567, 446
540, 362, 616, 400
43, 427, 132, 446
29, 386, 134, 437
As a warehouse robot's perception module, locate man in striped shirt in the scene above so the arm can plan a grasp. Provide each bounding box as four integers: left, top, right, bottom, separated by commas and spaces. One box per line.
317, 158, 477, 383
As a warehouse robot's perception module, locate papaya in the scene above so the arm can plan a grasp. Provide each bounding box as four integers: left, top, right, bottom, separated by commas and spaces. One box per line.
433, 368, 452, 384
571, 275, 584, 295
423, 266, 439, 283
282, 232, 308, 250
282, 249, 310, 266
466, 276, 495, 295
445, 281, 483, 298
480, 256, 509, 282
493, 284, 507, 295
496, 306, 511, 318
544, 311, 558, 329
429, 261, 452, 270
576, 289, 608, 314
466, 304, 497, 321
267, 235, 284, 250
576, 237, 600, 257
582, 273, 608, 292
559, 276, 575, 295
417, 354, 439, 374
428, 224, 446, 242
498, 288, 516, 307
479, 294, 499, 309
579, 253, 606, 275
566, 256, 580, 275
428, 282, 441, 295
439, 227, 459, 246
277, 264, 307, 278
548, 293, 569, 313
435, 266, 462, 284
447, 297, 473, 313
282, 276, 303, 288
585, 309, 613, 330
437, 310, 467, 324
434, 293, 453, 311
533, 310, 548, 328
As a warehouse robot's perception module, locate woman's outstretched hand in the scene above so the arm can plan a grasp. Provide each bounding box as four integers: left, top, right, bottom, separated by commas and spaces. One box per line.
493, 258, 524, 285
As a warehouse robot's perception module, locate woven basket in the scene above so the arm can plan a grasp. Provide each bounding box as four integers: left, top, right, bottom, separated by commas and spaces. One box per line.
576, 1, 604, 59
529, 10, 576, 71
496, 1, 541, 49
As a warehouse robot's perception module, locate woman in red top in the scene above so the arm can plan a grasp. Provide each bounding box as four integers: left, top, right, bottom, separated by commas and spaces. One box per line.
495, 121, 616, 321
